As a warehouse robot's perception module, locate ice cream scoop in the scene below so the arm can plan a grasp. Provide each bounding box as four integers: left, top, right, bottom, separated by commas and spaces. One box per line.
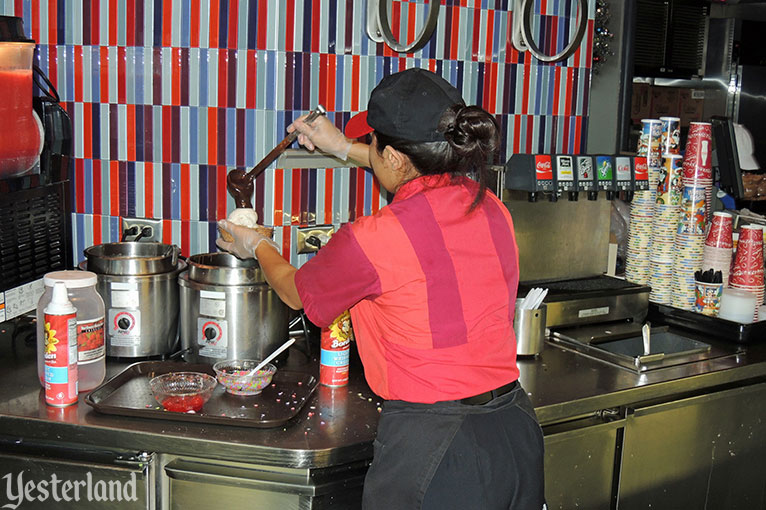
218, 208, 273, 242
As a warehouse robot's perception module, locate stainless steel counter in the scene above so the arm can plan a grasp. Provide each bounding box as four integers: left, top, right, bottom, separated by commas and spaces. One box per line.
2, 324, 766, 471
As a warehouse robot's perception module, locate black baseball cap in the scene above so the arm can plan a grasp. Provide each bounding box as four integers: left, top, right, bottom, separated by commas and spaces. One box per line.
345, 68, 465, 142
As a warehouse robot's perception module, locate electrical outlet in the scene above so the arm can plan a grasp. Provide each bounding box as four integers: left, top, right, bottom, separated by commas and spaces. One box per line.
122, 217, 163, 243
296, 225, 335, 254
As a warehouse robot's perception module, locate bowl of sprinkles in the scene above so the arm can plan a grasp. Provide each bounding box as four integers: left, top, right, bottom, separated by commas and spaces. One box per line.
213, 359, 277, 396
149, 372, 217, 413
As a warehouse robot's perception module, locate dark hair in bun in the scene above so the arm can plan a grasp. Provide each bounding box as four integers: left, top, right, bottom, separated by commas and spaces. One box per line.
373, 104, 500, 211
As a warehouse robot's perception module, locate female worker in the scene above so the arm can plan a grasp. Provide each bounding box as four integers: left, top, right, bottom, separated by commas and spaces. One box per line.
217, 68, 545, 509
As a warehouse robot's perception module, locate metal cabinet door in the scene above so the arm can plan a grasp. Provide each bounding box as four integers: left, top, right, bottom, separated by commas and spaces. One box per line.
163, 457, 366, 510
543, 416, 624, 510
0, 447, 154, 509
619, 382, 766, 509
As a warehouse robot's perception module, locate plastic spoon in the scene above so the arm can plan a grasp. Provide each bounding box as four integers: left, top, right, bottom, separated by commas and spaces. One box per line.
530, 288, 548, 310
522, 288, 542, 309
245, 338, 296, 376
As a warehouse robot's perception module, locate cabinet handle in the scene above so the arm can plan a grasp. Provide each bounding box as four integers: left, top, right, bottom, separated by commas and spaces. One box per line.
164, 461, 365, 496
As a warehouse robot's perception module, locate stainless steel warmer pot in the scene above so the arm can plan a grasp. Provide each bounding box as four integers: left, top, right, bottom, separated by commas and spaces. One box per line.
179, 253, 289, 364
83, 242, 184, 358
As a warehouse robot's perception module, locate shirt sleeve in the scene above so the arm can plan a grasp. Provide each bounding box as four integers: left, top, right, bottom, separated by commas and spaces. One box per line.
294, 223, 382, 327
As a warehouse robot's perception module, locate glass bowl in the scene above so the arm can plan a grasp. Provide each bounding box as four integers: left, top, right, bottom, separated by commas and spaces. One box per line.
149, 372, 217, 412
212, 360, 277, 396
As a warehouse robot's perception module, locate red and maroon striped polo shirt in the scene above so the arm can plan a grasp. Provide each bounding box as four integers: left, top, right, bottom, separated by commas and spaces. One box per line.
295, 174, 520, 403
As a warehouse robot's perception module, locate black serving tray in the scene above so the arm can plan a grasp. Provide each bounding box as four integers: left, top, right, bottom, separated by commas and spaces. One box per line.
85, 361, 317, 428
648, 302, 766, 344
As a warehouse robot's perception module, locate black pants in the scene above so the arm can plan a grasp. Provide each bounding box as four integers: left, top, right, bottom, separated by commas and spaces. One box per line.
362, 382, 545, 510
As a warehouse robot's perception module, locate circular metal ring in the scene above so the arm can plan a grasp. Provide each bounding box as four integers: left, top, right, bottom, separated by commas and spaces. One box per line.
377, 0, 441, 54
522, 0, 588, 63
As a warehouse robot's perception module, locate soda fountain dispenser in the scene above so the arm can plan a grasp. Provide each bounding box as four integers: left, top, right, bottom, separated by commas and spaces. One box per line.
554, 155, 577, 201
615, 156, 635, 201
505, 154, 555, 202
633, 156, 650, 192
595, 155, 616, 200
576, 156, 598, 200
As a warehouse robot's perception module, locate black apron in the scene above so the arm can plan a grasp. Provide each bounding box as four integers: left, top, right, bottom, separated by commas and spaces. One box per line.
362, 382, 545, 510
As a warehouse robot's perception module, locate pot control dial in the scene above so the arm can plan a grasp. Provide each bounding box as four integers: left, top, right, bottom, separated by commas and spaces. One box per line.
118, 317, 132, 330
198, 319, 228, 359
204, 326, 218, 340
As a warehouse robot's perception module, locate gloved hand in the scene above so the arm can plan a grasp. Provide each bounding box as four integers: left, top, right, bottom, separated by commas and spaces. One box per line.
216, 220, 279, 260
288, 115, 352, 161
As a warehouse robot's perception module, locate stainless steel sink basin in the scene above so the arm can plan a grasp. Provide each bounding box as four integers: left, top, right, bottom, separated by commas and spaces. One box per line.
549, 322, 734, 372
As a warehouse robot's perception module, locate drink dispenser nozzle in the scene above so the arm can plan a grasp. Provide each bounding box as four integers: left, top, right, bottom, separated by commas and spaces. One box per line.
596, 155, 616, 201
504, 154, 554, 197
575, 156, 597, 200
633, 156, 650, 191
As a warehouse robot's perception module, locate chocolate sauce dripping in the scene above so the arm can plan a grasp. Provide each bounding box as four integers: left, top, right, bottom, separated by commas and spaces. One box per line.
227, 105, 327, 209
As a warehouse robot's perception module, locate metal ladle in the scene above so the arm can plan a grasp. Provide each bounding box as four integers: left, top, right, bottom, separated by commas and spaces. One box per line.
226, 105, 327, 208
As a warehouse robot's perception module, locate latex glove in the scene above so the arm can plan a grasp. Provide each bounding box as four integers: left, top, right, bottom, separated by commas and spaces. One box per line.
288, 115, 352, 161
216, 220, 279, 260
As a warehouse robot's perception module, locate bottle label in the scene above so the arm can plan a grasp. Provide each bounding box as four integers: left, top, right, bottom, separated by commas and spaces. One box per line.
44, 312, 78, 407
77, 317, 105, 362
320, 311, 353, 387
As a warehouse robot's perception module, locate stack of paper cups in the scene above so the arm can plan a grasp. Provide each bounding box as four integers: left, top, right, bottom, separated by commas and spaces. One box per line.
729, 224, 765, 321
671, 180, 706, 310
702, 211, 734, 286
649, 155, 683, 304
626, 119, 663, 285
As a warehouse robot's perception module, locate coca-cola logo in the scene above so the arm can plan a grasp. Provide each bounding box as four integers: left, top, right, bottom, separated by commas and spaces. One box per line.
535, 156, 552, 179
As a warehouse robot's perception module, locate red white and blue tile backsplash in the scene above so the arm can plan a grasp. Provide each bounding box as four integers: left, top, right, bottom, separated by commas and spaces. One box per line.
2, 0, 594, 265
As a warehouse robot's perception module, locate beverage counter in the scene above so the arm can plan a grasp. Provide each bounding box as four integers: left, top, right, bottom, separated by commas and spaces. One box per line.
1, 327, 765, 509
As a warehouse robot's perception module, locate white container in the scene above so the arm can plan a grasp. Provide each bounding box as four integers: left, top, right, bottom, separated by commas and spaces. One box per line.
718, 288, 758, 324
44, 282, 78, 406
37, 271, 106, 391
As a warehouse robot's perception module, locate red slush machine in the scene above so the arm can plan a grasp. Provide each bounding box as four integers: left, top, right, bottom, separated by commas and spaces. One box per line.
0, 15, 73, 326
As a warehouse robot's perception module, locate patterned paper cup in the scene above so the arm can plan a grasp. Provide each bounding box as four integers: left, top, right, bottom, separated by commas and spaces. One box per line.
729, 226, 765, 287
705, 211, 733, 249
660, 116, 681, 155
694, 280, 723, 317
677, 185, 707, 236
657, 155, 684, 205
638, 119, 663, 168
683, 122, 713, 181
